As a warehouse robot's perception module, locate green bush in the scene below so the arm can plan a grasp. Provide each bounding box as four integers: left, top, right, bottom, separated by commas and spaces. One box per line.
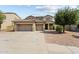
56, 25, 63, 33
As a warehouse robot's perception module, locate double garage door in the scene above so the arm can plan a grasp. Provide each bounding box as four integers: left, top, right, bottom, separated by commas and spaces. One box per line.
17, 24, 32, 31
17, 24, 43, 31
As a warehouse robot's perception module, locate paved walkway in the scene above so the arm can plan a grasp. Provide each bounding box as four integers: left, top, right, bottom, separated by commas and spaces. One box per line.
0, 31, 79, 54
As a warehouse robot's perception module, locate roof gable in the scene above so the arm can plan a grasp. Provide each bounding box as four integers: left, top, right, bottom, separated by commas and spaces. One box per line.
3, 12, 21, 19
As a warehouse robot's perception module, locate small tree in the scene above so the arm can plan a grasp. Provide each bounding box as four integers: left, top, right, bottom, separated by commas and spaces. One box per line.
76, 10, 79, 28
0, 11, 6, 28
55, 7, 78, 33
64, 9, 78, 30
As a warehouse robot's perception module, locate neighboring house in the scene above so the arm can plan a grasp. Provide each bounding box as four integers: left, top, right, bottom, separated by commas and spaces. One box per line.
1, 12, 21, 31
13, 15, 54, 31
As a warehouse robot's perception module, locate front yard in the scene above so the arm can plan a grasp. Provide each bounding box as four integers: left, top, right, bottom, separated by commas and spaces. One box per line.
0, 31, 79, 53
44, 31, 79, 47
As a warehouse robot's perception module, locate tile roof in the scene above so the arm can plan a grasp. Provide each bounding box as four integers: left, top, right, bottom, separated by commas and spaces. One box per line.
24, 15, 54, 22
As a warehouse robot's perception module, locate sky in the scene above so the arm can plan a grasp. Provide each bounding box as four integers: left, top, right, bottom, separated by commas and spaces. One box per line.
0, 5, 78, 19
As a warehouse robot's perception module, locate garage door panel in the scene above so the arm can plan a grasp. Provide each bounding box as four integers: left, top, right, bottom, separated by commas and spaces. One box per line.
36, 24, 43, 31
17, 24, 32, 31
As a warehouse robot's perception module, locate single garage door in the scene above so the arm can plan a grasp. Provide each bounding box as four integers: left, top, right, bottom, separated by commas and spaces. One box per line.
36, 24, 43, 31
17, 24, 32, 31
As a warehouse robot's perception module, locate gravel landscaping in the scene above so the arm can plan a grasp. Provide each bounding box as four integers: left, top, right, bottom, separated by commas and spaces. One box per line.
44, 31, 79, 47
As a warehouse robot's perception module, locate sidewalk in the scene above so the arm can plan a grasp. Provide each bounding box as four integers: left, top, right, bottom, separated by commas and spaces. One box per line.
46, 44, 79, 54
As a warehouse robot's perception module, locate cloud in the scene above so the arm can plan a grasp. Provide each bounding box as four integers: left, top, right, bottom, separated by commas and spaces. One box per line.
35, 6, 52, 11
69, 5, 77, 8
35, 5, 64, 14
35, 5, 78, 14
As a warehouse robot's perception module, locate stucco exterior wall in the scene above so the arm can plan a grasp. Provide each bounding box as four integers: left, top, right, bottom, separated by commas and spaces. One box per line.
1, 13, 21, 31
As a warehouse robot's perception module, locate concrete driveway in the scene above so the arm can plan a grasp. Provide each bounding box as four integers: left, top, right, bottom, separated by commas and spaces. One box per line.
0, 31, 48, 53
0, 31, 79, 54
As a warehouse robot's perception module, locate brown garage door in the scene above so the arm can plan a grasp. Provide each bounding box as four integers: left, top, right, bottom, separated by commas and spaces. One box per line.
17, 24, 32, 31
36, 24, 43, 31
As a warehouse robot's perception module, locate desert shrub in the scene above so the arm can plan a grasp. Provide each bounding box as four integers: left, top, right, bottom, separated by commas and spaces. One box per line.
56, 25, 63, 33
